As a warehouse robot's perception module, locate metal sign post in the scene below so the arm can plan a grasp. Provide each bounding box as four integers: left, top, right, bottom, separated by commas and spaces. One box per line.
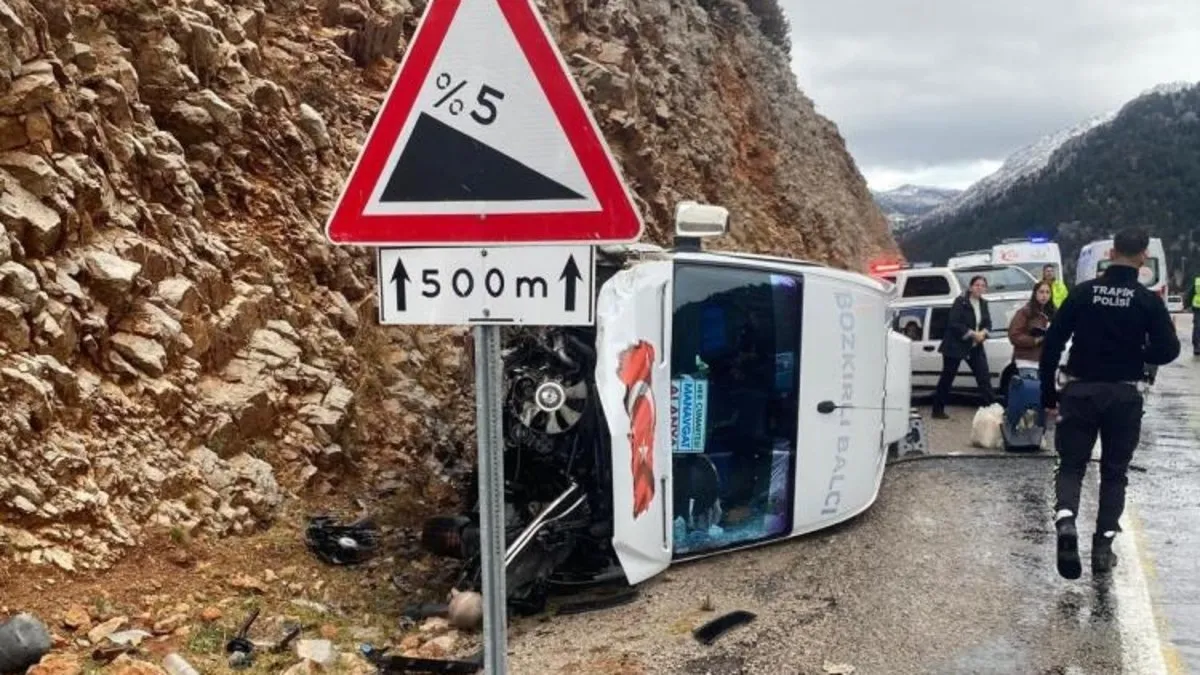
321, 0, 644, 669
473, 324, 508, 673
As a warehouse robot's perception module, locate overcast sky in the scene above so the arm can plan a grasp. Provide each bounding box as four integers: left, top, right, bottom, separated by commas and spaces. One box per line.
783, 0, 1200, 191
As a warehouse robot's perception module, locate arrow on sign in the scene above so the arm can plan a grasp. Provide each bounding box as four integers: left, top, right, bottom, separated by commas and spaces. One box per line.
391, 257, 410, 312
560, 254, 582, 312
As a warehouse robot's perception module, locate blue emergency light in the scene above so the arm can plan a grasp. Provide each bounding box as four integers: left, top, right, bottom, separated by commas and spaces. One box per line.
1029, 235, 1050, 243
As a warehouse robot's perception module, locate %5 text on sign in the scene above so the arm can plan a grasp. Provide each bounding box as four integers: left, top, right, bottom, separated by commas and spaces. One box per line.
376, 245, 596, 326
432, 72, 504, 125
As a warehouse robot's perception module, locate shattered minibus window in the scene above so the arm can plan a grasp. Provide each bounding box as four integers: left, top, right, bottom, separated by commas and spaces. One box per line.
669, 264, 802, 557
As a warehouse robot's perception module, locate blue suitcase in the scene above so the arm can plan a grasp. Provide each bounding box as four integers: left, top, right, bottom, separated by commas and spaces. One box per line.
1002, 365, 1046, 452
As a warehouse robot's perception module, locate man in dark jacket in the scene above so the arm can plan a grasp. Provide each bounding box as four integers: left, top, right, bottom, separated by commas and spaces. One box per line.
1039, 228, 1181, 580
931, 275, 994, 419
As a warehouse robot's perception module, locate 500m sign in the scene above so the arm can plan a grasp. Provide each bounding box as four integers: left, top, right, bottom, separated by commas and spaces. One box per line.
377, 246, 595, 326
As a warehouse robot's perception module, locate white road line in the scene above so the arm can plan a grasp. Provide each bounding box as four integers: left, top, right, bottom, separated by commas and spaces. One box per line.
1112, 504, 1170, 675
1088, 436, 1176, 674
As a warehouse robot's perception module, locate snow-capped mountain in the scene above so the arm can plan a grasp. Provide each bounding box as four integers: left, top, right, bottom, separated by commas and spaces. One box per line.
910, 112, 1116, 231
871, 184, 961, 231
1141, 80, 1195, 98
909, 80, 1198, 233
899, 81, 1200, 280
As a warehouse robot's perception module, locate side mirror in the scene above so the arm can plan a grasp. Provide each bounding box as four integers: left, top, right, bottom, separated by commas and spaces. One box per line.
674, 201, 729, 238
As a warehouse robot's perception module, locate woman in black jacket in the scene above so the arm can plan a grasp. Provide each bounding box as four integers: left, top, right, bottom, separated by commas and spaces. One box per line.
932, 275, 995, 419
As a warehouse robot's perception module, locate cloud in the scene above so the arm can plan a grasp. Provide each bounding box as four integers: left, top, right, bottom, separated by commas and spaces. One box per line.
783, 0, 1200, 187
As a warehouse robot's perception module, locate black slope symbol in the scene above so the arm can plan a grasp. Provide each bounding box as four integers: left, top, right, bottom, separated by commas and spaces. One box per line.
381, 113, 586, 202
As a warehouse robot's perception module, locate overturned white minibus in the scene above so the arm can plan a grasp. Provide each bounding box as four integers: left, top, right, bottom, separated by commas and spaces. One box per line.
421, 203, 912, 612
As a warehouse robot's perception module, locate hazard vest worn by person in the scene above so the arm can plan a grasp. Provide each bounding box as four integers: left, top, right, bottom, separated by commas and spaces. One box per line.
1051, 279, 1069, 308
1193, 276, 1200, 309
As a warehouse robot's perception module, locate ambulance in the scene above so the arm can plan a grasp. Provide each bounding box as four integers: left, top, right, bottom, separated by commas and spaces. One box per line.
1075, 237, 1169, 300
421, 202, 912, 612
990, 237, 1063, 280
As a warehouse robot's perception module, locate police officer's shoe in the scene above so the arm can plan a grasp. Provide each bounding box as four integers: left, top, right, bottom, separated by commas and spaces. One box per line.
931, 408, 949, 420
1055, 517, 1082, 580
1092, 532, 1119, 575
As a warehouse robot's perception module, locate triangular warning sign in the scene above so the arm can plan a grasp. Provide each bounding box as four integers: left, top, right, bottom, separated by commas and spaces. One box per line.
324, 0, 644, 246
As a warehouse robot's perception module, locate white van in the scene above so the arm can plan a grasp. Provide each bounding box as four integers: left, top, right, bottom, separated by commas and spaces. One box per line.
991, 238, 1063, 280
1075, 237, 1169, 299
875, 263, 1037, 302
422, 202, 911, 609
891, 287, 1030, 398
947, 250, 992, 269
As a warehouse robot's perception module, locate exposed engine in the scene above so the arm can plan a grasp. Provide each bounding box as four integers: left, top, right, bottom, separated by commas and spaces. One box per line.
421, 325, 621, 613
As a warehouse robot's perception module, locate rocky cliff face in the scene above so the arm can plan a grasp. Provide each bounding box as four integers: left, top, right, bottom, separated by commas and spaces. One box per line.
0, 0, 892, 571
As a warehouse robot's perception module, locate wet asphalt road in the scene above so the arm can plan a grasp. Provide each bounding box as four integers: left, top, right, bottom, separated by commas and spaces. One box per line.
509, 457, 1133, 674
1125, 312, 1200, 672
506, 315, 1200, 674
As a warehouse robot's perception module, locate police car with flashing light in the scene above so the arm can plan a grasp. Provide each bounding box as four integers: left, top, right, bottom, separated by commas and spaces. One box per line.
421, 202, 912, 612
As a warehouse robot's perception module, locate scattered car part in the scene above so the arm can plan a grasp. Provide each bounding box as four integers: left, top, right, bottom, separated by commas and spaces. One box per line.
692, 610, 757, 645
225, 608, 260, 669
0, 613, 52, 673
554, 587, 639, 616
271, 625, 302, 654
91, 631, 151, 664
222, 608, 300, 668
306, 515, 381, 565
503, 481, 585, 568
401, 603, 449, 623
421, 326, 614, 614
360, 644, 483, 673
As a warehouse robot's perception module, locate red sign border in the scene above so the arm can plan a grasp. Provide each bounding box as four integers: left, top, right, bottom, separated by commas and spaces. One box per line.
324, 0, 644, 246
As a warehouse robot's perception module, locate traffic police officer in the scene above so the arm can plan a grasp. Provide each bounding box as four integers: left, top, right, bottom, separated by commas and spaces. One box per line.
1186, 271, 1200, 355
1038, 228, 1180, 579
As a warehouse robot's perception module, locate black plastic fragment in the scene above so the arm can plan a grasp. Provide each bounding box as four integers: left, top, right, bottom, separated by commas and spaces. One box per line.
692, 610, 757, 645
555, 588, 639, 615
360, 644, 483, 673
305, 515, 380, 565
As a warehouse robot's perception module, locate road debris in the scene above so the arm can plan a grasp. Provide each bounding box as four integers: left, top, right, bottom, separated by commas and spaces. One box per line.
225, 608, 258, 668
692, 610, 757, 646
305, 515, 381, 565
554, 588, 640, 616
223, 607, 302, 669
360, 644, 483, 673
105, 630, 152, 648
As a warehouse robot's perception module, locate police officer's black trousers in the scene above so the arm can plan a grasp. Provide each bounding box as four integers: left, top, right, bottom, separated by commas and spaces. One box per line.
1054, 380, 1144, 533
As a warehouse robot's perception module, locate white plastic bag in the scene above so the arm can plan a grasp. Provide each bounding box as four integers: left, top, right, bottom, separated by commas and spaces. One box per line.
970, 403, 1005, 450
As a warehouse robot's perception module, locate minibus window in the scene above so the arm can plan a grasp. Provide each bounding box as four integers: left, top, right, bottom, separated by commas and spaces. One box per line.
669, 264, 802, 557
